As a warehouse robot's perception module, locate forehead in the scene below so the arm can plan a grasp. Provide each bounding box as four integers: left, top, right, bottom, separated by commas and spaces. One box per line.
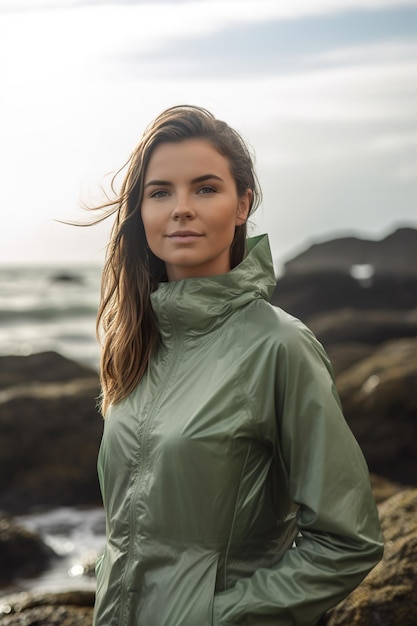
144, 139, 232, 180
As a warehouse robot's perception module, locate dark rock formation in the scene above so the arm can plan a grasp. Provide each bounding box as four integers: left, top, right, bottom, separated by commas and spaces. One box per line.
283, 227, 417, 277
0, 352, 96, 390
272, 228, 417, 491
0, 514, 54, 587
308, 309, 417, 348
0, 353, 102, 513
368, 474, 407, 505
336, 338, 417, 485
272, 270, 361, 320
272, 273, 417, 322
49, 272, 84, 284
0, 590, 94, 626
323, 488, 417, 626
272, 228, 417, 323
325, 343, 373, 378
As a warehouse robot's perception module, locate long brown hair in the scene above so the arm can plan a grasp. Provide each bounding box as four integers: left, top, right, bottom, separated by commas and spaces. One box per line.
91, 105, 261, 415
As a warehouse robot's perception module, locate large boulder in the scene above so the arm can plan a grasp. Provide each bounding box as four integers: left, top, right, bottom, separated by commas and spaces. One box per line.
283, 227, 417, 277
0, 351, 97, 390
272, 271, 363, 321
325, 343, 374, 378
336, 338, 417, 485
0, 353, 103, 513
307, 309, 417, 348
272, 276, 417, 329
323, 488, 417, 626
369, 473, 406, 505
0, 514, 54, 588
272, 229, 417, 322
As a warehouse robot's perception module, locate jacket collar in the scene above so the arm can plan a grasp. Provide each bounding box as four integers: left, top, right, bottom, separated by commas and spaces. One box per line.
150, 234, 276, 338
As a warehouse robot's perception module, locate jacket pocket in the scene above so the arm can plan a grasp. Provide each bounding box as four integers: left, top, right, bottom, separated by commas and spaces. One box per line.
212, 586, 244, 626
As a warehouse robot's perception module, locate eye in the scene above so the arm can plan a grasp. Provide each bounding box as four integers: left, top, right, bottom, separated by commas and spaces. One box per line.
149, 189, 169, 199
197, 185, 217, 194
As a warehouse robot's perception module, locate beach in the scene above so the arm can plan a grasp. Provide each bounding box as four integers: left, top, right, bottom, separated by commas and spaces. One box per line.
1, 229, 417, 624
0, 264, 104, 598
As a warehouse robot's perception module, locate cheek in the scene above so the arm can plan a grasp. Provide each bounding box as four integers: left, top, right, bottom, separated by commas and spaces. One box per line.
141, 207, 159, 239
210, 208, 240, 234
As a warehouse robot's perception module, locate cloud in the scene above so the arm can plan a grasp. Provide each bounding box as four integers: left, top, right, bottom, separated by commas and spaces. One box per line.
95, 5, 417, 86
305, 39, 417, 66
0, 0, 416, 264
395, 162, 417, 180
2, 0, 417, 17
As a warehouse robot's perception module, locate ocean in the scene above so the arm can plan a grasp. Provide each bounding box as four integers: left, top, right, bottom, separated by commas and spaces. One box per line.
0, 263, 105, 596
0, 264, 101, 370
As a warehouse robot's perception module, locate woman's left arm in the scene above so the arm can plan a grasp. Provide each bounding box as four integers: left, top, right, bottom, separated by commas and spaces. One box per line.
214, 318, 384, 626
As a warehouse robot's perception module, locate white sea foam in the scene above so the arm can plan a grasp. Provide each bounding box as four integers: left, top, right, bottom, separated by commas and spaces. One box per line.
12, 507, 106, 594
0, 266, 105, 596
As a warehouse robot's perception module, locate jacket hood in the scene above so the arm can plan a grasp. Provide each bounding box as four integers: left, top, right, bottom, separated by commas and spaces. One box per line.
150, 234, 277, 337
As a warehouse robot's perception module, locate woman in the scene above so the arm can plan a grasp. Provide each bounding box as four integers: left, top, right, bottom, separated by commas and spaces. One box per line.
92, 105, 383, 626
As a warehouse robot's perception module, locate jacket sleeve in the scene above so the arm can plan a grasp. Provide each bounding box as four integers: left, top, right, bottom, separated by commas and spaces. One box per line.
214, 317, 384, 626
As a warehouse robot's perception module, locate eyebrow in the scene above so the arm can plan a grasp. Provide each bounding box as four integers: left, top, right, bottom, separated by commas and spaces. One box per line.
144, 174, 224, 189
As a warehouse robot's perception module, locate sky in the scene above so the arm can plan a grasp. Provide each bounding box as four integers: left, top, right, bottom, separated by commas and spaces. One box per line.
0, 0, 416, 270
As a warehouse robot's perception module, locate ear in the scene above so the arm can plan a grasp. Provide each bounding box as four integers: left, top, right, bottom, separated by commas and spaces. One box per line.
235, 189, 252, 226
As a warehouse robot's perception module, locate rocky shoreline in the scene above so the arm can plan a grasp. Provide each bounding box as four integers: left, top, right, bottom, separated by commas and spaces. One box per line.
0, 352, 102, 514
0, 479, 416, 625
1, 228, 416, 624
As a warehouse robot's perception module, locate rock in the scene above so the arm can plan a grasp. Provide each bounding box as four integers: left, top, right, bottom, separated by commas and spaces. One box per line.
307, 309, 417, 348
272, 273, 417, 324
272, 230, 417, 323
0, 352, 103, 513
0, 352, 97, 390
369, 474, 406, 505
0, 590, 94, 626
336, 338, 417, 485
272, 271, 363, 321
283, 227, 417, 277
325, 343, 374, 377
50, 272, 84, 284
323, 488, 417, 626
0, 514, 54, 587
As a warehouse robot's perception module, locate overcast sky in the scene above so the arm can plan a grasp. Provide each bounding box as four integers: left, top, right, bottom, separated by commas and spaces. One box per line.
0, 0, 416, 269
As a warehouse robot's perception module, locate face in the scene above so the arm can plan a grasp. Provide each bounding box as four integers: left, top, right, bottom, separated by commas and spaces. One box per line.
141, 139, 251, 281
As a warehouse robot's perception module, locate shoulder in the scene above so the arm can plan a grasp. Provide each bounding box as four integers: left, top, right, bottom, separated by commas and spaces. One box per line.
242, 300, 332, 374
243, 299, 316, 348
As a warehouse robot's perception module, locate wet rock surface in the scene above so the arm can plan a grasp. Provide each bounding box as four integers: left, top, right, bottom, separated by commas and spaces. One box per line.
0, 352, 102, 513
336, 338, 417, 485
0, 515, 54, 588
0, 591, 94, 626
323, 488, 417, 626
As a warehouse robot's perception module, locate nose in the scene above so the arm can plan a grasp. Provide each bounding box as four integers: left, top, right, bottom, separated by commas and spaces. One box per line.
171, 194, 195, 220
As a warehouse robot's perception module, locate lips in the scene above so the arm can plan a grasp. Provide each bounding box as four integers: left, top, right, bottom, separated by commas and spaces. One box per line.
167, 231, 203, 238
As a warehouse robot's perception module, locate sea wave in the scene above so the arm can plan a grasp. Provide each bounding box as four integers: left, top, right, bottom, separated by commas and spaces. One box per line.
7, 507, 106, 595
0, 305, 97, 323
0, 264, 101, 367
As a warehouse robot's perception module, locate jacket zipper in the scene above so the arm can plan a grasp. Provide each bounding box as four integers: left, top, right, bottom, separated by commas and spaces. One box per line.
118, 292, 181, 625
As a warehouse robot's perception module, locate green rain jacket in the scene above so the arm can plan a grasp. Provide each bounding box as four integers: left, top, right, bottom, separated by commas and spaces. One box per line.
93, 235, 383, 626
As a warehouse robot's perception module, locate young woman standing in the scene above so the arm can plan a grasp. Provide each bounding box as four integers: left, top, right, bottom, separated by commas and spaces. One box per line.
92, 105, 383, 626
